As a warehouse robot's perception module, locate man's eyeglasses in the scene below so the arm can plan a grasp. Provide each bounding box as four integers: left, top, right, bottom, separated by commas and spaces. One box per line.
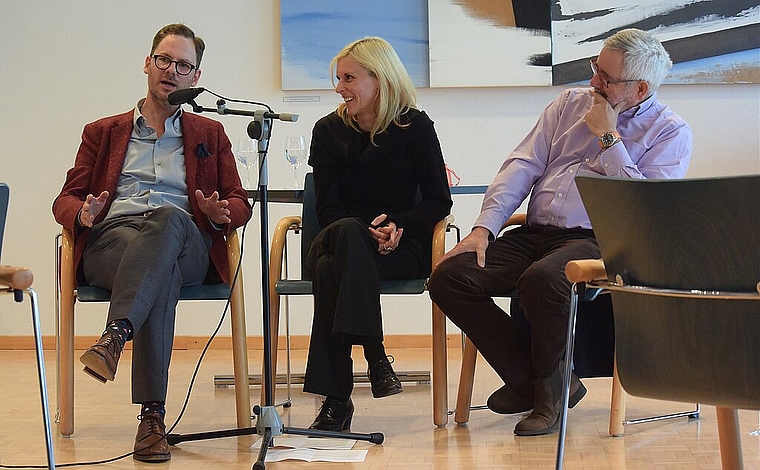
152, 54, 197, 76
589, 58, 640, 88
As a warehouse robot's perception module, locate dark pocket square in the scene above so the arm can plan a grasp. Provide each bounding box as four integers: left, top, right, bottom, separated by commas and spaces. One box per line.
196, 143, 211, 157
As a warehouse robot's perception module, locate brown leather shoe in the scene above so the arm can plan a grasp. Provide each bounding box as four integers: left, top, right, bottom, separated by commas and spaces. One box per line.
133, 411, 170, 462
79, 332, 123, 383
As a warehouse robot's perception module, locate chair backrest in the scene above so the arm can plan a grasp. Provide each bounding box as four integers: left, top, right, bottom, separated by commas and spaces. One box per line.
0, 183, 8, 262
576, 174, 760, 291
576, 174, 760, 410
300, 173, 320, 280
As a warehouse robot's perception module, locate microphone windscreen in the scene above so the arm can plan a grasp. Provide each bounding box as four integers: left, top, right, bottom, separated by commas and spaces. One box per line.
168, 87, 205, 105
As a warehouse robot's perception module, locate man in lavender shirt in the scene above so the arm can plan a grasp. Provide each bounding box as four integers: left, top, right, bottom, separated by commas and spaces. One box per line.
428, 29, 692, 436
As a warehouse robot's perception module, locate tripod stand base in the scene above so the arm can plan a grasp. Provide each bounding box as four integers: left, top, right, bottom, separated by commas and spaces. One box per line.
167, 425, 384, 447
166, 404, 384, 469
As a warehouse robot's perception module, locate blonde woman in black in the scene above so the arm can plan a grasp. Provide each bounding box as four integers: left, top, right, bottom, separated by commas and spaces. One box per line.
304, 37, 452, 431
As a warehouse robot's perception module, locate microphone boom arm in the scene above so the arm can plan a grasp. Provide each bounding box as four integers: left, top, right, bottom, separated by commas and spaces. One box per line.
185, 99, 298, 122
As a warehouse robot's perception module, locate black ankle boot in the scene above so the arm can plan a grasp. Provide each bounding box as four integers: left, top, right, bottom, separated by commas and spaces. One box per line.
309, 397, 354, 432
367, 356, 403, 398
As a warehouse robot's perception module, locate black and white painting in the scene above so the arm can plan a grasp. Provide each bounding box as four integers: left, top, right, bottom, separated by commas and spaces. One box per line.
428, 1, 553, 86
551, 0, 760, 85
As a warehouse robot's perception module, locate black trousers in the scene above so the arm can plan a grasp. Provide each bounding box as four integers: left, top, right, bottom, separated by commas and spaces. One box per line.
303, 217, 423, 399
82, 206, 211, 403
428, 225, 600, 388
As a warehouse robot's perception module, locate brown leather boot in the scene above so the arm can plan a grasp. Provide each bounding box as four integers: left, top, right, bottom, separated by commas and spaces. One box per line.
514, 367, 563, 436
486, 380, 533, 414
133, 410, 170, 462
488, 373, 586, 415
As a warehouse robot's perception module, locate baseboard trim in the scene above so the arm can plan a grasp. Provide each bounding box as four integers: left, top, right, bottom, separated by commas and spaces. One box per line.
0, 334, 465, 351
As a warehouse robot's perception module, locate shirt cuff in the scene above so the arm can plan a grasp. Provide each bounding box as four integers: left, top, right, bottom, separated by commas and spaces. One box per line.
209, 219, 225, 231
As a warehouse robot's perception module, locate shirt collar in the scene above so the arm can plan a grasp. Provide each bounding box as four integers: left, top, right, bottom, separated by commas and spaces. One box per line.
623, 92, 658, 118
133, 99, 183, 137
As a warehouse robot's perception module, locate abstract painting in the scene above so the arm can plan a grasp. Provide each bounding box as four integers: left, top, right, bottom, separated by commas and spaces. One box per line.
280, 0, 760, 89
428, 1, 553, 87
551, 0, 760, 85
281, 0, 429, 90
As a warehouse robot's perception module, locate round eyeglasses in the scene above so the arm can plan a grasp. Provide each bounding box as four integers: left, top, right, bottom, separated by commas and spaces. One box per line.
589, 58, 640, 88
152, 54, 197, 76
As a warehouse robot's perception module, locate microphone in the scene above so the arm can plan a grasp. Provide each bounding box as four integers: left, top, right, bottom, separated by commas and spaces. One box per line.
168, 87, 206, 105
261, 111, 299, 122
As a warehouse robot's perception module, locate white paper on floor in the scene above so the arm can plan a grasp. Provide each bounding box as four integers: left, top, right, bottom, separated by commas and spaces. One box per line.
250, 435, 368, 463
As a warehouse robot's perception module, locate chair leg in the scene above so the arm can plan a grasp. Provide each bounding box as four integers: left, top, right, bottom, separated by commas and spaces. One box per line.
225, 231, 252, 427
610, 352, 699, 435
431, 300, 448, 427
229, 274, 252, 428
57, 229, 75, 438
556, 282, 581, 470
261, 290, 281, 407
609, 356, 627, 437
28, 288, 56, 469
454, 336, 478, 425
57, 283, 75, 437
716, 406, 744, 470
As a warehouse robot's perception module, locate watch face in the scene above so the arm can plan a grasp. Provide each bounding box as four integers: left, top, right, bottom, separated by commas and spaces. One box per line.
600, 132, 616, 148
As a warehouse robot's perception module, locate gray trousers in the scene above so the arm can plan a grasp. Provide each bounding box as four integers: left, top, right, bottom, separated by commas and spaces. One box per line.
83, 206, 211, 403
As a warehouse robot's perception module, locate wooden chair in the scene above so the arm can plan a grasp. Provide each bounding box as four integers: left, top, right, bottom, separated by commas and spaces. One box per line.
0, 183, 55, 469
267, 172, 452, 427
559, 174, 760, 469
55, 226, 251, 437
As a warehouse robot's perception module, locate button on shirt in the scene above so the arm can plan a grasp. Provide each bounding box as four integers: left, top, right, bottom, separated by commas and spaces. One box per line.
105, 101, 191, 220
475, 88, 692, 235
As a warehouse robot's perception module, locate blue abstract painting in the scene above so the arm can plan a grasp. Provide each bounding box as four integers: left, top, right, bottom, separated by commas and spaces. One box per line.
281, 0, 430, 90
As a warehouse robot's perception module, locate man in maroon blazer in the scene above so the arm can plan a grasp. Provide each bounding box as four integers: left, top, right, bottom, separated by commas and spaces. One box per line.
52, 24, 251, 462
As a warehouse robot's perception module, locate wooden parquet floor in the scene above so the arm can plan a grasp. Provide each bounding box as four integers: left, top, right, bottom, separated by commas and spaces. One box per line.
0, 347, 757, 469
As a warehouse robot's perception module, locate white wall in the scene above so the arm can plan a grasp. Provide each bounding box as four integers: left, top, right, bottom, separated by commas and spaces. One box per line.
1, 1, 758, 339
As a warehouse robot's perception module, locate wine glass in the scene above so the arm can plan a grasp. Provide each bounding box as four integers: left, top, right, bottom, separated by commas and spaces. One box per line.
235, 137, 256, 189
284, 135, 307, 189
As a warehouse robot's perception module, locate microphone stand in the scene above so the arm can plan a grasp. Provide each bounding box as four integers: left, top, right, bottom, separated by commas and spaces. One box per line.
165, 99, 384, 470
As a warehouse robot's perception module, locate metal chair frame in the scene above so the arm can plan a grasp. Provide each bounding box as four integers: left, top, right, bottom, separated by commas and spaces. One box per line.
1, 182, 55, 469
555, 275, 701, 469
558, 272, 757, 469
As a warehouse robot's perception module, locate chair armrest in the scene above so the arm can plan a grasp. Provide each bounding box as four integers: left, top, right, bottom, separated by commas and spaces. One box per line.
269, 215, 302, 283
225, 229, 243, 282
565, 259, 606, 283
0, 265, 33, 290
496, 213, 527, 235
432, 215, 454, 266
505, 213, 526, 227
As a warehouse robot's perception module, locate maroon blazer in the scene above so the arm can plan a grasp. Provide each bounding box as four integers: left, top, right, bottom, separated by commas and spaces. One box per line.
53, 110, 252, 284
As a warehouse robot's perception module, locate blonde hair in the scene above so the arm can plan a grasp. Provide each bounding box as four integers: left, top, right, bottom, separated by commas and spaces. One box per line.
330, 37, 417, 144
